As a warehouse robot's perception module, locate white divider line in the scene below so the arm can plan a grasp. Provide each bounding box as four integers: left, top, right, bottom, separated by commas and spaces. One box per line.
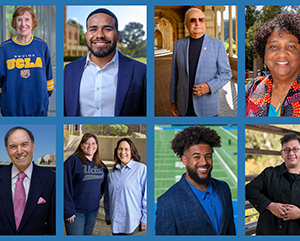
220, 147, 237, 165
220, 126, 237, 140
214, 149, 237, 183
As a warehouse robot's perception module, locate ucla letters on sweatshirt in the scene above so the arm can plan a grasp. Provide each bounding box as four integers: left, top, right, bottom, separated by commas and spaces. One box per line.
0, 34, 54, 116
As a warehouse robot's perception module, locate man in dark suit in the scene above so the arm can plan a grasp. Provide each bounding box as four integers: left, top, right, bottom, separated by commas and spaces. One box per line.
155, 126, 236, 235
0, 127, 55, 235
64, 8, 146, 116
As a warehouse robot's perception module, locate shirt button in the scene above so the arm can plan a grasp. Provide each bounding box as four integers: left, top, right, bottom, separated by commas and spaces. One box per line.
279, 225, 283, 229
99, 70, 102, 74
97, 87, 100, 91
96, 107, 99, 110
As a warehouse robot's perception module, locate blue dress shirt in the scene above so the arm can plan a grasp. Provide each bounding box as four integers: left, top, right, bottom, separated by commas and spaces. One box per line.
104, 160, 147, 234
186, 178, 223, 234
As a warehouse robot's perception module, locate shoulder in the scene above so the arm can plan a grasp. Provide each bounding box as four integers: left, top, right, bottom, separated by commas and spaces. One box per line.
65, 56, 87, 70
33, 164, 55, 179
211, 178, 230, 192
245, 76, 269, 97
33, 36, 47, 44
174, 36, 189, 46
119, 52, 146, 68
0, 38, 13, 48
158, 178, 184, 202
0, 164, 12, 174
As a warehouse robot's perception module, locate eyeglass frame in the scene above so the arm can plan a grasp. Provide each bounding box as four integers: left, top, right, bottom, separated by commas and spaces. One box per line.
189, 17, 205, 23
281, 147, 300, 153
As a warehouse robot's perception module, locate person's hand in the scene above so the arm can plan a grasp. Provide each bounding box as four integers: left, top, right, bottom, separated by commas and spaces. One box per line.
283, 204, 300, 221
140, 222, 147, 230
105, 220, 111, 225
267, 202, 287, 219
170, 103, 179, 116
193, 83, 210, 96
66, 214, 76, 223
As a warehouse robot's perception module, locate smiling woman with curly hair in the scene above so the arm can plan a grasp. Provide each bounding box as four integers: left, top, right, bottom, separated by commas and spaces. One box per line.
245, 12, 300, 117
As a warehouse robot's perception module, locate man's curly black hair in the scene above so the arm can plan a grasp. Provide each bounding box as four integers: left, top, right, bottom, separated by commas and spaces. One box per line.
171, 126, 221, 158
254, 12, 300, 62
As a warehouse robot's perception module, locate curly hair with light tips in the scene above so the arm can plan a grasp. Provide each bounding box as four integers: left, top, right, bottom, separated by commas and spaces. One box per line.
254, 12, 300, 62
171, 126, 221, 158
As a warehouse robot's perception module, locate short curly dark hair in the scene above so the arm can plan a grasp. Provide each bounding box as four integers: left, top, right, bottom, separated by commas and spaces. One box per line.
171, 126, 221, 158
254, 12, 300, 62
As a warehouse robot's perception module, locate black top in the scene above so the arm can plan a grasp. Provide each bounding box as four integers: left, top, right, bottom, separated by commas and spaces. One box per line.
186, 35, 204, 116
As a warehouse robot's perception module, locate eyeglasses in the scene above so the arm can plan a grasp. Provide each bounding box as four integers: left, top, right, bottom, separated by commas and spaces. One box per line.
189, 18, 205, 23
282, 147, 300, 153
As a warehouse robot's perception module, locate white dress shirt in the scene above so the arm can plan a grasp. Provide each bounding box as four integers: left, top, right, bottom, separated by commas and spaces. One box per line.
79, 51, 119, 116
11, 162, 33, 202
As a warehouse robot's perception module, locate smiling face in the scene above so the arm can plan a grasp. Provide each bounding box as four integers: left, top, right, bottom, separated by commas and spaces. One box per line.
182, 144, 213, 190
265, 30, 300, 82
281, 139, 300, 172
80, 137, 98, 160
117, 140, 132, 168
6, 129, 35, 172
15, 11, 33, 41
185, 10, 206, 39
85, 13, 120, 60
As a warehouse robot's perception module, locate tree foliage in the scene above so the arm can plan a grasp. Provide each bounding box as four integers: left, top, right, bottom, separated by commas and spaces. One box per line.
119, 22, 146, 58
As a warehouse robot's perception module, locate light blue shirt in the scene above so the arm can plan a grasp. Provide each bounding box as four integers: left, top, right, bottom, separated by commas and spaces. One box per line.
187, 179, 223, 234
104, 160, 147, 234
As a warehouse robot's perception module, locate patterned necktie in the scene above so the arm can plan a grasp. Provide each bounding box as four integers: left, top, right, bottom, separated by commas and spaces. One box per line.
14, 172, 26, 230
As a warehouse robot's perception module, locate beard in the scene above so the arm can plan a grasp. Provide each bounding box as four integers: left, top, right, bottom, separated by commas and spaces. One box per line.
86, 37, 117, 58
186, 164, 212, 186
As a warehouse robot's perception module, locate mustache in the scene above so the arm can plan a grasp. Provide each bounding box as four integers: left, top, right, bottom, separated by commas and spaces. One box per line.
90, 37, 112, 44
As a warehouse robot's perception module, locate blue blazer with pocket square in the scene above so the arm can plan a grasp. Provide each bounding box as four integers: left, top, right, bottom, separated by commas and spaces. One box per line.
155, 175, 236, 235
64, 51, 146, 116
0, 163, 55, 235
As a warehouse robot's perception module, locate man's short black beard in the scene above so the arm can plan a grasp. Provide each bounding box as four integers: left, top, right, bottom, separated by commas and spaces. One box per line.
86, 39, 117, 58
187, 165, 212, 186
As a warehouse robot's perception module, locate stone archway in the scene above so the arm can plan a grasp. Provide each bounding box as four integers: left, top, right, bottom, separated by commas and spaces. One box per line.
155, 30, 163, 49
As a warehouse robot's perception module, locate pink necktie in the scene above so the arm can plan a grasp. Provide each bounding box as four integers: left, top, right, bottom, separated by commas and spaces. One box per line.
14, 172, 26, 230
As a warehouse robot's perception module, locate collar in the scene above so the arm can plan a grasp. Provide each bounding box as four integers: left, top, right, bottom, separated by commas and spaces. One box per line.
84, 50, 119, 70
116, 159, 134, 170
11, 161, 33, 180
12, 34, 34, 46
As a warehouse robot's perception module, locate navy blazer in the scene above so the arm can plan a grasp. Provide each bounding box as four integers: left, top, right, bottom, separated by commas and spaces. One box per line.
155, 175, 236, 235
0, 163, 55, 235
64, 51, 146, 116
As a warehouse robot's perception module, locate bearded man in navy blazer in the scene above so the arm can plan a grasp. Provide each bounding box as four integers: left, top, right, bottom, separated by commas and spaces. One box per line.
64, 8, 146, 116
155, 126, 235, 235
170, 8, 232, 117
0, 127, 55, 235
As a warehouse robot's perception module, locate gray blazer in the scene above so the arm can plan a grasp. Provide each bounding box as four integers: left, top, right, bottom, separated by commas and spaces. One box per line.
170, 34, 232, 116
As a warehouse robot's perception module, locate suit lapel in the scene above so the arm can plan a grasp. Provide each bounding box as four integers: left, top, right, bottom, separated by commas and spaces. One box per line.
17, 164, 43, 233
0, 164, 16, 231
115, 52, 133, 116
179, 175, 215, 231
183, 37, 189, 76
196, 34, 211, 73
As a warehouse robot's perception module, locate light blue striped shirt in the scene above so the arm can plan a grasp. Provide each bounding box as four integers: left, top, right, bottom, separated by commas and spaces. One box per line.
104, 160, 147, 234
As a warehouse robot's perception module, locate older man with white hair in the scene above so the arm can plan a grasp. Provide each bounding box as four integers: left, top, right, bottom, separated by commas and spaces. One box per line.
170, 8, 232, 117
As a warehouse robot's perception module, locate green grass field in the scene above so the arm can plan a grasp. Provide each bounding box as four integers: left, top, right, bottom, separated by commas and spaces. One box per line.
154, 125, 237, 201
